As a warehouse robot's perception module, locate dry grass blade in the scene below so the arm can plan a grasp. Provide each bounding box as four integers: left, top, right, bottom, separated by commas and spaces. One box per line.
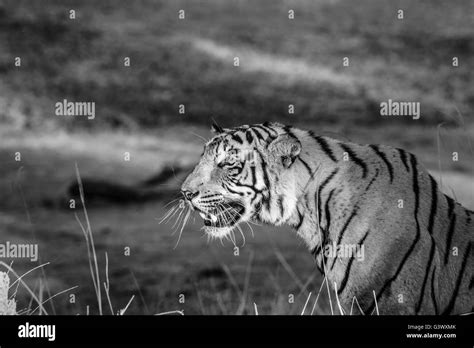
118, 295, 135, 315
333, 282, 345, 315
129, 269, 150, 315
29, 286, 78, 315
310, 276, 327, 315
103, 252, 114, 315
8, 262, 50, 290
372, 290, 380, 315
350, 296, 365, 315
300, 291, 312, 315
155, 310, 184, 316
75, 162, 102, 315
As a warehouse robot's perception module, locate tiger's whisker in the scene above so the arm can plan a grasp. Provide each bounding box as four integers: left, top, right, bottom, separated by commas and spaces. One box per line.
171, 205, 185, 230
159, 203, 180, 224
162, 197, 182, 209
173, 206, 191, 249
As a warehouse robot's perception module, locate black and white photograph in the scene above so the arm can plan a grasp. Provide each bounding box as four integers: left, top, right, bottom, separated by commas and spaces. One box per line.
0, 0, 473, 346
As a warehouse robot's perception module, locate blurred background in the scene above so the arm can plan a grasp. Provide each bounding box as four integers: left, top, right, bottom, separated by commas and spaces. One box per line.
0, 0, 473, 315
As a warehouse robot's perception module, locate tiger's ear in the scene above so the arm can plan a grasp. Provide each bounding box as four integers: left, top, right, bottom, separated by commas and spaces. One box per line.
211, 122, 224, 134
267, 134, 301, 168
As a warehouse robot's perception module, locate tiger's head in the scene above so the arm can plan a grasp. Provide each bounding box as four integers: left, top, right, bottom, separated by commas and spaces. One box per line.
181, 122, 302, 239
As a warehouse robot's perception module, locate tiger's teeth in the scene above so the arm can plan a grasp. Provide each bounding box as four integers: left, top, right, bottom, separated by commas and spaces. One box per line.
210, 214, 218, 223
199, 212, 206, 219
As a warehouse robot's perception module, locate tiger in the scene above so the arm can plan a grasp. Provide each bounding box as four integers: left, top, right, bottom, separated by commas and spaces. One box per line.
180, 122, 473, 315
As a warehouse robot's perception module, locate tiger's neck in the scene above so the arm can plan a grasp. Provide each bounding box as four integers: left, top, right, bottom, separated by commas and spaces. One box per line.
284, 131, 344, 252
255, 129, 350, 260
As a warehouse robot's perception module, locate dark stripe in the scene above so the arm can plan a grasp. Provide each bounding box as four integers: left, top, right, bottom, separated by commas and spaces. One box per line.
231, 132, 243, 144
441, 243, 471, 315
416, 238, 436, 313
369, 145, 394, 183
446, 195, 455, 218
252, 125, 274, 139
245, 130, 254, 144
308, 131, 337, 162
324, 189, 336, 232
427, 175, 438, 235
255, 149, 270, 189
242, 165, 250, 182
397, 148, 410, 172
239, 182, 262, 193
430, 264, 438, 315
295, 208, 304, 230
283, 125, 297, 139
262, 123, 279, 137
278, 195, 284, 218
368, 154, 421, 314
226, 185, 245, 196
337, 229, 370, 295
250, 166, 257, 186
311, 244, 321, 257
444, 209, 456, 265
256, 149, 271, 210
335, 209, 358, 246
423, 177, 442, 299
298, 158, 313, 176
252, 128, 265, 141
340, 143, 368, 178
250, 192, 261, 206
444, 194, 457, 263
316, 169, 339, 227
330, 209, 358, 270
312, 243, 327, 271
364, 169, 379, 192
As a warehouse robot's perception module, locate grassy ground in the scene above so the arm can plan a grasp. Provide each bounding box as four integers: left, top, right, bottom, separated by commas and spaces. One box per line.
0, 0, 473, 314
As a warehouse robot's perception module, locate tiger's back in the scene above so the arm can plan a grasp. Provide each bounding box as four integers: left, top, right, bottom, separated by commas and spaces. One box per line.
315, 139, 474, 314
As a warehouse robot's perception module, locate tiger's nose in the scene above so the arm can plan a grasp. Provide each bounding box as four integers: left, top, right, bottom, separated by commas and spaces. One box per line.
181, 190, 198, 201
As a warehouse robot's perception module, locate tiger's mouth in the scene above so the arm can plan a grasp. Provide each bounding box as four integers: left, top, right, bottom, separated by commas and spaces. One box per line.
198, 202, 245, 228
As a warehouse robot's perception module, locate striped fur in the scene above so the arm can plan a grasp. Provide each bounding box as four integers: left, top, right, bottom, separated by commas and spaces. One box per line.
181, 123, 473, 315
